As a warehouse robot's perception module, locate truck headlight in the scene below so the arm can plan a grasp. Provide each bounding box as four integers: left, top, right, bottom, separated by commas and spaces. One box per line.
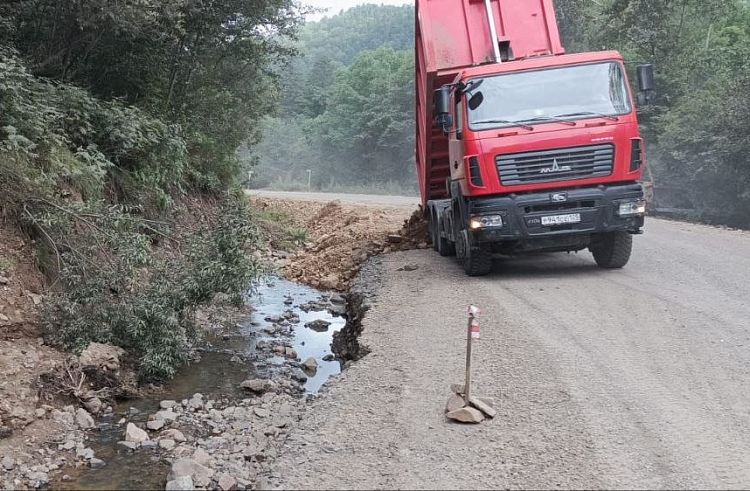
469, 215, 504, 230
617, 199, 646, 217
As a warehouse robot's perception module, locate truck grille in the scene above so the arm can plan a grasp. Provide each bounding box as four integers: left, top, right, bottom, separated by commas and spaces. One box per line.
496, 144, 614, 186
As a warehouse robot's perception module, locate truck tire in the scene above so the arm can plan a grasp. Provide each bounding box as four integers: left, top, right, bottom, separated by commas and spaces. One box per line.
592, 232, 632, 269
437, 233, 456, 257
429, 212, 439, 252
458, 230, 492, 276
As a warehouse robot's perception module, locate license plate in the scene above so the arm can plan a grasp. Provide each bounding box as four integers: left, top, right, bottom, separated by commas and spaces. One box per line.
541, 213, 581, 226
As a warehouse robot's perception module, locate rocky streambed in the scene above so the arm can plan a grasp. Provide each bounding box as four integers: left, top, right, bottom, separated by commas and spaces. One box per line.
0, 278, 352, 491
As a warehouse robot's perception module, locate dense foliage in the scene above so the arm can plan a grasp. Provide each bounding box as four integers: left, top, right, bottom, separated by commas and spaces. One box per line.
555, 0, 750, 227
0, 0, 301, 379
251, 5, 417, 194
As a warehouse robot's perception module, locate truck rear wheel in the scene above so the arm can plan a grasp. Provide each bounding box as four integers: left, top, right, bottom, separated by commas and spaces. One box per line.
457, 230, 492, 276
591, 232, 633, 269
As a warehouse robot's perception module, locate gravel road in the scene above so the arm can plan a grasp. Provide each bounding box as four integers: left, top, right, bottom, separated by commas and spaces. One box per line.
261, 191, 750, 490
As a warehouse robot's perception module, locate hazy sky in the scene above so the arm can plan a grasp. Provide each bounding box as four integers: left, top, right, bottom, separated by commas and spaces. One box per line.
304, 0, 411, 21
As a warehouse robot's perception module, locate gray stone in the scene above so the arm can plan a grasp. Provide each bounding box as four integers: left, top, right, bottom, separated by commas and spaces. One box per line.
192, 448, 211, 466
117, 441, 138, 451
0, 276, 9, 285
141, 440, 157, 450
468, 396, 497, 418
28, 471, 49, 489
161, 429, 187, 443
160, 400, 177, 410
445, 394, 465, 414
291, 369, 308, 383
240, 379, 267, 393
446, 406, 485, 424
76, 407, 96, 428
125, 423, 148, 443
89, 458, 106, 469
155, 410, 179, 422
304, 319, 331, 332
84, 397, 103, 415
218, 473, 236, 491
322, 354, 335, 362
253, 407, 269, 418
52, 410, 74, 425
147, 419, 165, 431
169, 459, 214, 488
35, 408, 46, 419
76, 447, 94, 460
165, 475, 194, 491
1, 456, 14, 470
159, 438, 176, 450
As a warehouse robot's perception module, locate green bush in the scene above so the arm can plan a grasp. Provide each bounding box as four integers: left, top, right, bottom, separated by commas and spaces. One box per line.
34, 191, 260, 381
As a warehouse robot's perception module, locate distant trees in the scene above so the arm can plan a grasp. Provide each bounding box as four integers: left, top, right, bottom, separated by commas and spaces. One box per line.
252, 5, 416, 194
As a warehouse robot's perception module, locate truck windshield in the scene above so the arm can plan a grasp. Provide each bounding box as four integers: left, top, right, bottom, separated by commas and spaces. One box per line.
467, 62, 632, 131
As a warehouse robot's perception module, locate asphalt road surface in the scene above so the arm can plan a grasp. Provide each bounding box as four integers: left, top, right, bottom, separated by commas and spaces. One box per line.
261, 191, 750, 490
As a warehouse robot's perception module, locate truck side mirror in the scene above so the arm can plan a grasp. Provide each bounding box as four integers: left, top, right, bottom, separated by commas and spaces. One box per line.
468, 92, 484, 111
636, 64, 656, 106
434, 86, 453, 134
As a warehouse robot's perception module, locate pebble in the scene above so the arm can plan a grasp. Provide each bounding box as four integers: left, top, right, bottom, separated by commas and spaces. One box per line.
2, 456, 14, 470
89, 458, 106, 469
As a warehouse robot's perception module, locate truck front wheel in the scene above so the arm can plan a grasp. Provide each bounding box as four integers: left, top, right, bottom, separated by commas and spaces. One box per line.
591, 232, 633, 269
457, 230, 493, 276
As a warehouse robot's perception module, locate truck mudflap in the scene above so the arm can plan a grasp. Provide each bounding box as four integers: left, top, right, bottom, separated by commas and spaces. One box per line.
467, 183, 645, 251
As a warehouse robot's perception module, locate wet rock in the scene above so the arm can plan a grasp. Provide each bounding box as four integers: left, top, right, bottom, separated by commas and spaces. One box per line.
28, 471, 49, 489
285, 347, 297, 359
75, 408, 95, 429
2, 456, 14, 470
322, 354, 335, 362
84, 397, 103, 415
125, 423, 148, 443
446, 407, 485, 424
301, 357, 318, 372
159, 438, 176, 450
160, 400, 177, 410
78, 343, 125, 371
291, 369, 308, 383
240, 379, 267, 393
117, 441, 137, 451
169, 459, 214, 488
147, 419, 165, 431
141, 440, 158, 450
218, 473, 237, 491
89, 458, 106, 469
187, 394, 204, 410
305, 319, 331, 332
161, 429, 187, 443
166, 475, 194, 491
330, 293, 346, 304
264, 315, 284, 323
76, 447, 94, 460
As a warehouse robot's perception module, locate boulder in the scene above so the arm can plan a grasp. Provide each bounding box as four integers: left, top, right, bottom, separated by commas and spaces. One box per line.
78, 343, 125, 371
305, 319, 331, 332
147, 419, 165, 431
218, 473, 237, 491
76, 408, 96, 429
159, 438, 176, 450
301, 357, 318, 373
165, 475, 194, 491
169, 459, 214, 488
446, 407, 485, 424
239, 379, 267, 393
160, 400, 177, 410
125, 423, 148, 443
161, 429, 187, 443
83, 398, 103, 415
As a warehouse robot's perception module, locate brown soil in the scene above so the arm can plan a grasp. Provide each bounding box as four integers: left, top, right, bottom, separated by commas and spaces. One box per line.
249, 197, 427, 291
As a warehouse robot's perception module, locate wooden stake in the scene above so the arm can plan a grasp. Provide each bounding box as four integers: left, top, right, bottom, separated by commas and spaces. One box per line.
464, 313, 473, 404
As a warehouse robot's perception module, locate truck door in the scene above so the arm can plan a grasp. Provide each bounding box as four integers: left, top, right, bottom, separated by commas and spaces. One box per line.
448, 95, 466, 190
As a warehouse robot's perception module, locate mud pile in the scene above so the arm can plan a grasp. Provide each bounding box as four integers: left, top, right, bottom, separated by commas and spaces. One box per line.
251, 198, 427, 291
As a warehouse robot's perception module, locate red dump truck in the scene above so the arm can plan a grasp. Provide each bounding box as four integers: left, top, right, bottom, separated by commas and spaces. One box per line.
416, 0, 655, 276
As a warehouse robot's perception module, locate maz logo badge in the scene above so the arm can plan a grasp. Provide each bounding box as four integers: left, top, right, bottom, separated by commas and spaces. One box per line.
550, 192, 568, 203
540, 158, 572, 174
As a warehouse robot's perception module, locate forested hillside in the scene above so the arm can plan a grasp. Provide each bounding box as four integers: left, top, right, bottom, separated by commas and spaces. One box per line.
0, 0, 302, 379
250, 5, 417, 194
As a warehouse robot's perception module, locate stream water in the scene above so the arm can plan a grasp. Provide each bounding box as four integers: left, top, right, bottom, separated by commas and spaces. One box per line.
59, 278, 345, 490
